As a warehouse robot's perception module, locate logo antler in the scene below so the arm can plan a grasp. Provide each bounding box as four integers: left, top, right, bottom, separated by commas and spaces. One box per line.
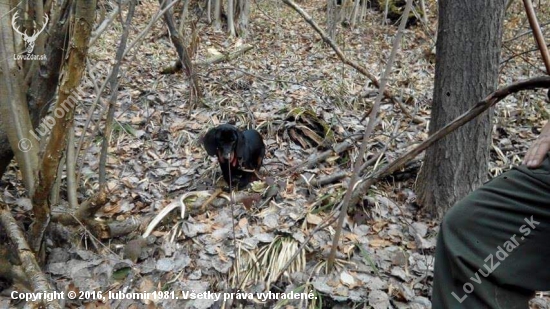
12, 11, 49, 54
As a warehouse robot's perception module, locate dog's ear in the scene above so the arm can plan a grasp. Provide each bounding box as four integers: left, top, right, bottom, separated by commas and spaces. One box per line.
202, 128, 218, 156
235, 130, 246, 160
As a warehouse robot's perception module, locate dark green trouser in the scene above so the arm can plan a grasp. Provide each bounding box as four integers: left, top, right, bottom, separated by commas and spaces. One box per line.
432, 155, 550, 308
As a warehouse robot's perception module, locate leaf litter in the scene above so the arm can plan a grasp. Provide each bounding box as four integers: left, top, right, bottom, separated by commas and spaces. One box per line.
2, 0, 550, 308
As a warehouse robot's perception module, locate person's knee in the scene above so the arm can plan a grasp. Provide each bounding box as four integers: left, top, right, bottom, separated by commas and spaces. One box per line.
440, 198, 474, 239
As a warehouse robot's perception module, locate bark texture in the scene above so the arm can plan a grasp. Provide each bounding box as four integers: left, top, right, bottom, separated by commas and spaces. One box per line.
30, 0, 96, 253
326, 0, 337, 40
416, 0, 507, 217
0, 1, 71, 181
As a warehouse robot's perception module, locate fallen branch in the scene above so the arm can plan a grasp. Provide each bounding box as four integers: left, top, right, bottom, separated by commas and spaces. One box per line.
198, 188, 223, 212
53, 191, 106, 225
306, 171, 348, 187
0, 203, 61, 309
350, 76, 550, 206
52, 189, 254, 239
281, 0, 424, 124
52, 211, 147, 239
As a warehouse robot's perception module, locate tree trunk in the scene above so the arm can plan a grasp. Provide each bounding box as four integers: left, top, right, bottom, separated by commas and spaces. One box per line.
227, 0, 236, 36
207, 0, 211, 23
237, 0, 250, 37
158, 0, 202, 106
0, 3, 40, 196
178, 0, 189, 35
0, 0, 71, 181
416, 0, 507, 217
351, 0, 360, 27
326, 0, 337, 40
30, 0, 96, 253
213, 0, 221, 30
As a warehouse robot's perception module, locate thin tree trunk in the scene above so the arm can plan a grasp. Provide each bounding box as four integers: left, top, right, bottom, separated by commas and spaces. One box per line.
158, 0, 203, 106
30, 0, 96, 253
238, 0, 250, 37
416, 0, 507, 217
227, 0, 236, 36
328, 0, 414, 270
351, 0, 360, 27
0, 2, 40, 196
178, 0, 189, 35
66, 124, 78, 208
326, 0, 337, 40
213, 0, 221, 30
363, 0, 369, 21
99, 0, 136, 191
383, 0, 389, 25
0, 0, 70, 182
419, 0, 427, 24
207, 0, 211, 23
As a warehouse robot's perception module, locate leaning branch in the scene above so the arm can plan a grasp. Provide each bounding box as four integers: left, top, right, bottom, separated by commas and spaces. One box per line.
0, 203, 61, 309
350, 76, 550, 206
99, 0, 136, 191
281, 0, 424, 124
269, 76, 550, 292
523, 0, 550, 73
158, 0, 203, 106
328, 0, 414, 269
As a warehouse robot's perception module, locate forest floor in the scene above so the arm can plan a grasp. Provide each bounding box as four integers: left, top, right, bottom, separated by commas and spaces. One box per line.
2, 0, 550, 308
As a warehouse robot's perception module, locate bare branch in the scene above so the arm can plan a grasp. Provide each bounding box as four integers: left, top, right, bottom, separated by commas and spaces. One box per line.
328, 0, 415, 269
30, 0, 97, 253
281, 0, 424, 124
522, 0, 550, 74
350, 76, 550, 206
99, 0, 136, 191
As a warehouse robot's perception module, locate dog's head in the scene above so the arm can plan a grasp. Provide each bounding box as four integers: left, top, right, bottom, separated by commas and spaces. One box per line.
203, 124, 244, 166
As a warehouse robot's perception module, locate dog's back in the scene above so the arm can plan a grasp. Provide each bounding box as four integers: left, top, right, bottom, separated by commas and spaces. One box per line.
243, 129, 265, 170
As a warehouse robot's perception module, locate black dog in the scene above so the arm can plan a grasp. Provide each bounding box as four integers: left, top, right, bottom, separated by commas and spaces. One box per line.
202, 124, 265, 189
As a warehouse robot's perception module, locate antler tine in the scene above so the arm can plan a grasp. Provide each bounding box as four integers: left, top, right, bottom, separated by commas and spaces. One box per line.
11, 11, 27, 37
30, 13, 49, 39
39, 13, 49, 33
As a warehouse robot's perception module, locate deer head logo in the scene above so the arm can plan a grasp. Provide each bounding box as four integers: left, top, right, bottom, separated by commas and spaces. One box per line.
12, 11, 49, 54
